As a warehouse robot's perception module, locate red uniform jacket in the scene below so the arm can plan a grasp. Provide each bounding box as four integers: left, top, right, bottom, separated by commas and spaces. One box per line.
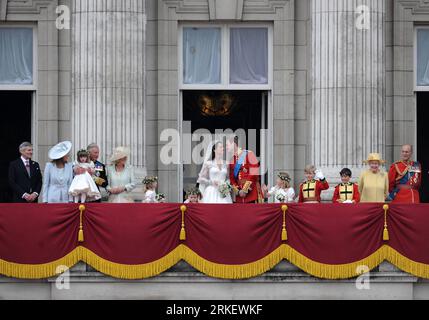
298, 179, 329, 203
388, 161, 421, 203
332, 183, 360, 203
229, 150, 263, 203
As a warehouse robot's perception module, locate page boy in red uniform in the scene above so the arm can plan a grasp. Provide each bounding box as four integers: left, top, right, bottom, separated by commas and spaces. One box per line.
332, 168, 360, 203
298, 165, 329, 203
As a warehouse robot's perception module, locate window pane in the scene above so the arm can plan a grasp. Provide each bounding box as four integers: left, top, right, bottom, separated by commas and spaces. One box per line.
0, 28, 33, 85
230, 28, 268, 84
417, 29, 429, 86
183, 27, 221, 84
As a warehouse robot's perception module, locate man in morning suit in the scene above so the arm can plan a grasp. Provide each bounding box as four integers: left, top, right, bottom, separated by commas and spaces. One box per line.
8, 142, 43, 203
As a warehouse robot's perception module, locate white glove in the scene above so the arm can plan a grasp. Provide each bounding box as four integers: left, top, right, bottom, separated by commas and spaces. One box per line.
315, 170, 325, 181
343, 200, 353, 204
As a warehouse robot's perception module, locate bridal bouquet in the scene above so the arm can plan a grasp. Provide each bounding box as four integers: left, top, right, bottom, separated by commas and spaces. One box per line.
156, 193, 166, 203
218, 181, 232, 198
275, 189, 287, 203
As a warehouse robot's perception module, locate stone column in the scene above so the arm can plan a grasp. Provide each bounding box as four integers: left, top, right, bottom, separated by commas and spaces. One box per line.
71, 0, 146, 175
312, 0, 385, 193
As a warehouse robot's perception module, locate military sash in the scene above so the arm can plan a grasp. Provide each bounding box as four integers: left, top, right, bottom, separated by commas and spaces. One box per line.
234, 151, 248, 180
388, 161, 421, 201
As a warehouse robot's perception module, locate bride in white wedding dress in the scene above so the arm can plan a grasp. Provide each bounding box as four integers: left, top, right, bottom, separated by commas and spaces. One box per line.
197, 141, 233, 204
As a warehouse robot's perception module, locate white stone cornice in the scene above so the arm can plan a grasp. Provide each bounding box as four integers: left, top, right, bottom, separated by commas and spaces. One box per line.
161, 0, 289, 19
397, 0, 429, 14
5, 0, 57, 15
162, 0, 209, 15
242, 0, 289, 15
208, 0, 244, 20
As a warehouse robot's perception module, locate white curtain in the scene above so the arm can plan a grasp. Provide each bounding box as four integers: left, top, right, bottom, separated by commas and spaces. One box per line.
183, 27, 221, 84
0, 28, 33, 85
230, 28, 268, 84
417, 29, 429, 86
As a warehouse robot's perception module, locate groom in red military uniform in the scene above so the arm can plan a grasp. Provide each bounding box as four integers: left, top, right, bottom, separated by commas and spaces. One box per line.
227, 136, 264, 204
387, 144, 421, 203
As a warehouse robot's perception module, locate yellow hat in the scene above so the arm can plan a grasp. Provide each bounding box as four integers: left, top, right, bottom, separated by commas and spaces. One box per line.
363, 153, 385, 164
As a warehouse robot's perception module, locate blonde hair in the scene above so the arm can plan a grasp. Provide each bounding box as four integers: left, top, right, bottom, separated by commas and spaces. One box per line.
304, 165, 316, 174
278, 172, 291, 188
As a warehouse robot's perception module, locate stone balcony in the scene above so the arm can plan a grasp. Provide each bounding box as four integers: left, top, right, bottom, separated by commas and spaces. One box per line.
1, 261, 428, 300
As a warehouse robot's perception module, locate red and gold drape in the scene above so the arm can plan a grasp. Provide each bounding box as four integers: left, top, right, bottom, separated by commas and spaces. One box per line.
1, 203, 429, 280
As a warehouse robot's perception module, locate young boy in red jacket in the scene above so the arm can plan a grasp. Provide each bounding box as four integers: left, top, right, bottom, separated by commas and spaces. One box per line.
298, 165, 329, 203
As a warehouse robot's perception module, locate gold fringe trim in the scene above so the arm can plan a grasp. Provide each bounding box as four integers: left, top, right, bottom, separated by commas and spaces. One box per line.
3, 245, 429, 280
385, 246, 429, 279
0, 248, 82, 279
81, 246, 183, 279
0, 246, 183, 280
182, 245, 285, 280
283, 245, 387, 280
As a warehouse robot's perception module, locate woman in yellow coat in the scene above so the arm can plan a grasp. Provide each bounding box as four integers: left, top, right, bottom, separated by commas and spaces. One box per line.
359, 153, 389, 203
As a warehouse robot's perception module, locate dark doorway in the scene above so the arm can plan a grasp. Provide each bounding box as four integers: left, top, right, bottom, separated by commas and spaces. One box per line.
417, 92, 429, 203
182, 90, 268, 197
0, 91, 32, 203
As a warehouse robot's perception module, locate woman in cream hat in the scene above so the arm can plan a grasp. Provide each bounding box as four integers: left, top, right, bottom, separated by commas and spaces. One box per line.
42, 141, 74, 203
106, 146, 136, 203
358, 153, 389, 203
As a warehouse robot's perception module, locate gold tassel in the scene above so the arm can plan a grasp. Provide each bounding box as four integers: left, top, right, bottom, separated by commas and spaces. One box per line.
180, 228, 186, 241
78, 205, 86, 243
383, 228, 389, 241
383, 204, 389, 241
180, 205, 187, 241
78, 229, 84, 242
282, 229, 288, 241
281, 205, 288, 241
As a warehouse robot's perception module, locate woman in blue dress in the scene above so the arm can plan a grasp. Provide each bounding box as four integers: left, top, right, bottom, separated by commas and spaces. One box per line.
42, 141, 74, 203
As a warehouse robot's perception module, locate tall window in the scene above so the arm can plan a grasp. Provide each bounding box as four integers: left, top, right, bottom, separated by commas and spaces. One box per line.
230, 28, 268, 84
180, 24, 272, 89
183, 27, 221, 84
0, 28, 34, 85
416, 27, 429, 90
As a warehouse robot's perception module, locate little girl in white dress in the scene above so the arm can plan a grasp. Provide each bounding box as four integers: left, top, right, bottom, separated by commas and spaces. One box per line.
143, 176, 158, 203
264, 172, 295, 203
69, 150, 101, 203
184, 187, 202, 204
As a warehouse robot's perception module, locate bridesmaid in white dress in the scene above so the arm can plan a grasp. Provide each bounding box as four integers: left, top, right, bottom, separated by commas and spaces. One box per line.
68, 149, 101, 203
142, 176, 158, 203
197, 141, 233, 204
106, 146, 136, 203
262, 172, 296, 203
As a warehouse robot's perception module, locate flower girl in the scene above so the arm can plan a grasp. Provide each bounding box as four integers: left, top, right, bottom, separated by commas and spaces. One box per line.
263, 172, 295, 203
142, 176, 158, 203
184, 187, 202, 203
69, 149, 101, 203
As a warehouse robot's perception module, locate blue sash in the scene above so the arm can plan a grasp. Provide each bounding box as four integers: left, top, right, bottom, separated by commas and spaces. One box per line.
234, 151, 248, 180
